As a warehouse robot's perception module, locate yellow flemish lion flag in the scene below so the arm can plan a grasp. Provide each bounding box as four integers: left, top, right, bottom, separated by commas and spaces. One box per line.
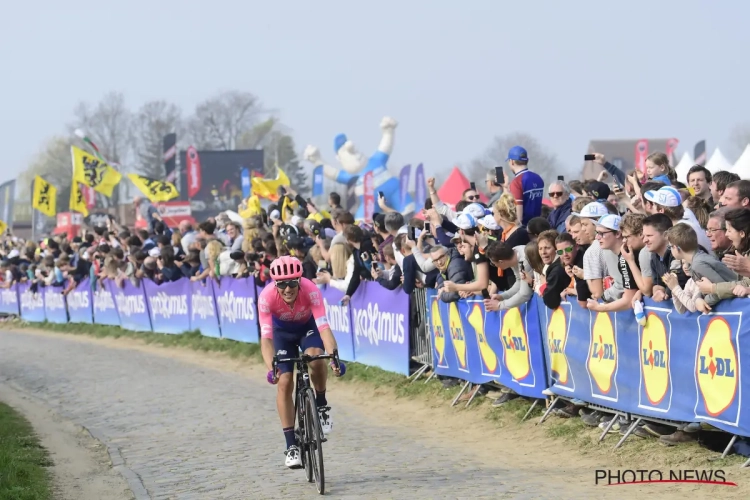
32, 175, 57, 217
127, 174, 179, 202
251, 167, 290, 201
69, 182, 89, 217
0, 220, 7, 236
71, 146, 122, 197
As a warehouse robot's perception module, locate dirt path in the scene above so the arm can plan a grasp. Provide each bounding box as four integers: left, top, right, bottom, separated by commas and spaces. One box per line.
0, 382, 134, 500
0, 327, 747, 499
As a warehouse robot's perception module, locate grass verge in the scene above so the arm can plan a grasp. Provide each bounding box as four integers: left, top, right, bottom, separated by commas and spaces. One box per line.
5, 318, 749, 469
0, 401, 52, 500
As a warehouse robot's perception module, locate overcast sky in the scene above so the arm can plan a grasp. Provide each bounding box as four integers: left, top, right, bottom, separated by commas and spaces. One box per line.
2, 0, 748, 187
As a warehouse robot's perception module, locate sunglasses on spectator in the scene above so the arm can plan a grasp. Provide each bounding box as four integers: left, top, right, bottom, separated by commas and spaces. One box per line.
466, 195, 479, 201
548, 191, 565, 198
556, 246, 574, 255
276, 279, 300, 290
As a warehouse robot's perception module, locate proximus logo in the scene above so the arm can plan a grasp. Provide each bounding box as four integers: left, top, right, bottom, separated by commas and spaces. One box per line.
324, 299, 350, 332
148, 292, 188, 319
1, 289, 18, 305
67, 290, 89, 309
45, 290, 65, 311
115, 293, 146, 317
93, 289, 116, 313
216, 292, 255, 323
191, 293, 216, 320
352, 303, 405, 346
20, 290, 43, 310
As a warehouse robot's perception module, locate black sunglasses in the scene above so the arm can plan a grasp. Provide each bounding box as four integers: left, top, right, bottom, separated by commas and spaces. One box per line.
276, 279, 300, 290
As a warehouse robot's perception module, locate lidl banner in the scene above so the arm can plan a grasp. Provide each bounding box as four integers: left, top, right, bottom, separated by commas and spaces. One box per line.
425, 291, 548, 398
319, 285, 355, 361
540, 298, 750, 438
350, 281, 410, 376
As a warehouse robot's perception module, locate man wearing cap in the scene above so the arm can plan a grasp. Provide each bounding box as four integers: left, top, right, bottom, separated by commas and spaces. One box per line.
440, 212, 490, 297
578, 202, 624, 303
507, 146, 544, 226
643, 186, 713, 255
586, 215, 638, 312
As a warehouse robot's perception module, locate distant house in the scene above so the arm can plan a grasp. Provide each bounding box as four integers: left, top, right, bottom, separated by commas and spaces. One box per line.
581, 139, 673, 181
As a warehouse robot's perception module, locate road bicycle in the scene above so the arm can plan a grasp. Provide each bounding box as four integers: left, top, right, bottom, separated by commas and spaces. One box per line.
273, 351, 340, 495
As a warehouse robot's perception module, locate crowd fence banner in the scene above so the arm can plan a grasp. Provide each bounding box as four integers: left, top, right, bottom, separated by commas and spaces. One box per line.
319, 285, 355, 361
109, 280, 152, 332
6, 273, 750, 438
0, 283, 20, 316
213, 276, 259, 343
43, 285, 67, 324
66, 278, 93, 324
190, 280, 221, 338
425, 290, 548, 399
92, 282, 119, 326
349, 281, 411, 376
143, 279, 191, 334
18, 282, 45, 323
541, 297, 750, 438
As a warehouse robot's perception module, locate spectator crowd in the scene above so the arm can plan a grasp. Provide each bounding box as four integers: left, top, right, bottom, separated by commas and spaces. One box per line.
2, 145, 750, 451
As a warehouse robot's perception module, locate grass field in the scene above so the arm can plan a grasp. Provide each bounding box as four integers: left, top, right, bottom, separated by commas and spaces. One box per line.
0, 401, 52, 500
8, 319, 749, 470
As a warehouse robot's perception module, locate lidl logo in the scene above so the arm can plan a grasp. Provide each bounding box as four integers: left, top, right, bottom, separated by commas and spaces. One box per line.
546, 308, 570, 385
468, 303, 498, 374
696, 317, 738, 418
501, 307, 530, 381
431, 299, 447, 368
588, 312, 617, 396
448, 302, 467, 370
641, 312, 670, 406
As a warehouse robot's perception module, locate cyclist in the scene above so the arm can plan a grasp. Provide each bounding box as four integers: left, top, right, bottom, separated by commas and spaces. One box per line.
259, 255, 346, 468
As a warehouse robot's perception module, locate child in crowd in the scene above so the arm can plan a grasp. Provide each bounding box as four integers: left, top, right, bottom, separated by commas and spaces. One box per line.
663, 224, 737, 313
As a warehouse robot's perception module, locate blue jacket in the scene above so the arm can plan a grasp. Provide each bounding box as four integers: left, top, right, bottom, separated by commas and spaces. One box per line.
547, 198, 572, 233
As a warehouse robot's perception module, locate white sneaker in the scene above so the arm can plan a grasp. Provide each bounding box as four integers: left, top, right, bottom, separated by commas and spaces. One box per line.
318, 406, 332, 435
284, 445, 302, 468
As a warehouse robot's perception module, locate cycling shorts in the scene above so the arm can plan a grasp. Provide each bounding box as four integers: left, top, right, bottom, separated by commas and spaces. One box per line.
272, 316, 325, 374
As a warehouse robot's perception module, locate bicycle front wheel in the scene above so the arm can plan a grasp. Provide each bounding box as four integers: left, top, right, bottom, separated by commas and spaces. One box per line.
304, 387, 325, 494
297, 387, 313, 483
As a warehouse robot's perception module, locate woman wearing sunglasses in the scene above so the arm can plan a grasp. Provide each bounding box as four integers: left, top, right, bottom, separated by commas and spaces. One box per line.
258, 256, 346, 468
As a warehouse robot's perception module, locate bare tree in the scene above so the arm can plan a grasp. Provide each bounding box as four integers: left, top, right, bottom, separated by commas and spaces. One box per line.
187, 90, 268, 150
132, 100, 183, 178
236, 117, 278, 150
69, 91, 132, 207
468, 132, 562, 188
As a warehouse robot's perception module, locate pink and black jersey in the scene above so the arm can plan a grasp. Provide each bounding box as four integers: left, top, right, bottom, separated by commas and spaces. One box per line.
258, 278, 330, 339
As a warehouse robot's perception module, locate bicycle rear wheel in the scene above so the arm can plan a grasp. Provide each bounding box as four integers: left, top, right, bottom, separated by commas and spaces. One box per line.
304, 387, 325, 494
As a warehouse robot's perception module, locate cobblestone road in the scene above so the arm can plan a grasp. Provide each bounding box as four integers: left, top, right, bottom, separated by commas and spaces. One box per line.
0, 330, 567, 499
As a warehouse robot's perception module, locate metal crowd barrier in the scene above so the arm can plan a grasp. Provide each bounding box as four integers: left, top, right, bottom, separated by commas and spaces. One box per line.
407, 287, 433, 382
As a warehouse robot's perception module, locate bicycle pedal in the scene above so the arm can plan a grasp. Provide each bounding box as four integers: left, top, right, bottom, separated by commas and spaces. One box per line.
321, 437, 328, 443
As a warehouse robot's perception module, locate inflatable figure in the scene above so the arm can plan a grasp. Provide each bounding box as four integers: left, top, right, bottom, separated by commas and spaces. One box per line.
304, 116, 413, 219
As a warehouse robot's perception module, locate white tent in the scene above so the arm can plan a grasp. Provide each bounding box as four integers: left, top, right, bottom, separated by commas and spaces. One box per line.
704, 148, 733, 174
674, 152, 694, 183
731, 144, 750, 179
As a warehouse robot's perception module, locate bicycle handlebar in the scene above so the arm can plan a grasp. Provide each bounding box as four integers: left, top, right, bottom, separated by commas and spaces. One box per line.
273, 350, 340, 369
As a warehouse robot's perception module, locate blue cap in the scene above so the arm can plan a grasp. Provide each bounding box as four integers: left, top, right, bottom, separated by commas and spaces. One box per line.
506, 146, 529, 162
334, 134, 348, 153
